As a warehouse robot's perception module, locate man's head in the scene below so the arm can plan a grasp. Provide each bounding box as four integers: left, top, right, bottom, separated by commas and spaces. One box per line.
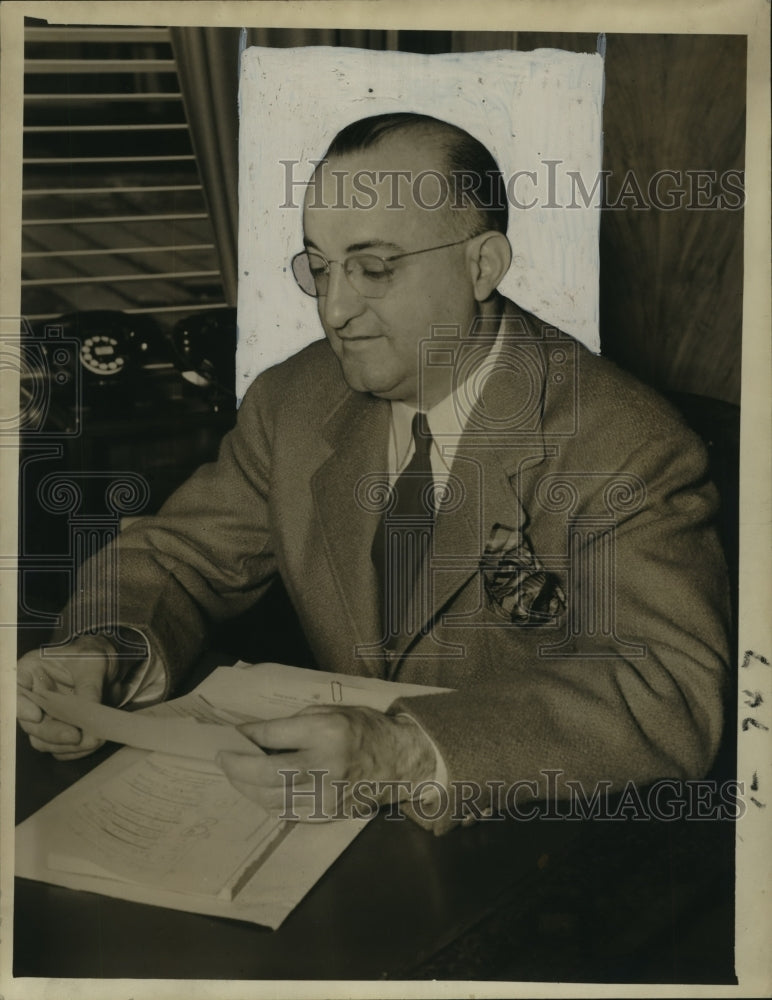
298, 113, 512, 409
324, 113, 509, 239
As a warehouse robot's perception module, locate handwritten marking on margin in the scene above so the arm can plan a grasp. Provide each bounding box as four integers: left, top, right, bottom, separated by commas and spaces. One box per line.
740, 650, 770, 669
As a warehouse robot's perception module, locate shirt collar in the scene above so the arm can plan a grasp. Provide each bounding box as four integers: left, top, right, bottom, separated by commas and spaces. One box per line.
389, 316, 506, 475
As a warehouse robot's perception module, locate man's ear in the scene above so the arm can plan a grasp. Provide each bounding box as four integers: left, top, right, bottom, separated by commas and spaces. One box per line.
467, 232, 512, 302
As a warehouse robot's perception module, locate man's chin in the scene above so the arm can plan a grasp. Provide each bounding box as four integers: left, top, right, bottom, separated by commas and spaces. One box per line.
340, 366, 404, 401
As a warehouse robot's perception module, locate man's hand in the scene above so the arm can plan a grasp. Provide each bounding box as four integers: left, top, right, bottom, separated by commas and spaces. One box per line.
217, 705, 437, 821
17, 635, 124, 760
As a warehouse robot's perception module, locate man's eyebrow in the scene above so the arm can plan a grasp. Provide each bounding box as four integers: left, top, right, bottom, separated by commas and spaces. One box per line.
345, 240, 405, 254
302, 238, 406, 255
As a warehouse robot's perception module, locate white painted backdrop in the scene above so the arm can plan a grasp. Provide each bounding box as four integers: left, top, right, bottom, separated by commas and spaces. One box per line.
236, 45, 604, 395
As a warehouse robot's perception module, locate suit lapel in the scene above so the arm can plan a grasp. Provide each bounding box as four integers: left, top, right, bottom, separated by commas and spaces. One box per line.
310, 388, 391, 674
389, 306, 551, 661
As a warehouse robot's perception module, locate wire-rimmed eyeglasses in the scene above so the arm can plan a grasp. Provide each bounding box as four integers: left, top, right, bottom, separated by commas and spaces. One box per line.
290, 237, 473, 299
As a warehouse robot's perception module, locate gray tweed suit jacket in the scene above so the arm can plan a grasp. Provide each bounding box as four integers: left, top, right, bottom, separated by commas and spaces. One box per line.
67, 301, 730, 829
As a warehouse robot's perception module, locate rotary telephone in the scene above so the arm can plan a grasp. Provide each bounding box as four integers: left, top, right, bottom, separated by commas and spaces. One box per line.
48, 310, 167, 385
27, 309, 236, 428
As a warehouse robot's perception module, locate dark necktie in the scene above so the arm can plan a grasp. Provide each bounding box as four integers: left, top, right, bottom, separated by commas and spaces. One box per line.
371, 411, 435, 648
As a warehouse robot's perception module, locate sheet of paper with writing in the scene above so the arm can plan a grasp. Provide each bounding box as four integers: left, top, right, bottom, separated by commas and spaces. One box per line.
23, 661, 452, 756
23, 685, 258, 759
158, 660, 453, 722
16, 662, 451, 927
16, 745, 367, 926
45, 754, 284, 899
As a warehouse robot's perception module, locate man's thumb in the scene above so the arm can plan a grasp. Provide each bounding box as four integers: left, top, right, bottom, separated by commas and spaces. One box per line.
236, 720, 269, 748
73, 676, 105, 704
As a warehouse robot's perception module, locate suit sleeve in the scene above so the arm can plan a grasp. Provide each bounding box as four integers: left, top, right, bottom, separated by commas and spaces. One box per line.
61, 375, 280, 699
392, 416, 731, 833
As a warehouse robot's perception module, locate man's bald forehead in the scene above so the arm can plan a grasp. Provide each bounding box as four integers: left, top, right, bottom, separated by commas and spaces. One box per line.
304, 114, 508, 238
314, 112, 509, 236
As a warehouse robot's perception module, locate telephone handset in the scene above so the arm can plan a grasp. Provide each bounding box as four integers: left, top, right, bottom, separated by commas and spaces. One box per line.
169, 308, 237, 400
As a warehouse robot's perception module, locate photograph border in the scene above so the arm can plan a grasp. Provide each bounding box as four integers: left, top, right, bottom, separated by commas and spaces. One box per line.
1, 2, 770, 998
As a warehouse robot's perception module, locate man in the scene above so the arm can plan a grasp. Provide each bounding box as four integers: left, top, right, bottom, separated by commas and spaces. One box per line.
17, 113, 730, 833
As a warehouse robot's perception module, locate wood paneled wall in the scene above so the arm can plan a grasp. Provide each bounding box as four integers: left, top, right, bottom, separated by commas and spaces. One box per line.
521, 33, 746, 405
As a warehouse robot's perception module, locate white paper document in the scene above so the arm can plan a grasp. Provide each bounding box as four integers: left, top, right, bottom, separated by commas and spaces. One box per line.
167, 659, 451, 717
16, 661, 452, 927
45, 753, 284, 900
23, 685, 258, 760
23, 660, 450, 758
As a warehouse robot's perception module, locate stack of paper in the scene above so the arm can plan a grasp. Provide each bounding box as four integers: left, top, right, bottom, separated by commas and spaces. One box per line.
16, 662, 450, 927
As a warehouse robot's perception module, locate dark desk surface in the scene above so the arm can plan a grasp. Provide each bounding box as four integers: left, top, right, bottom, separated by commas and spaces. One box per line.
14, 723, 737, 984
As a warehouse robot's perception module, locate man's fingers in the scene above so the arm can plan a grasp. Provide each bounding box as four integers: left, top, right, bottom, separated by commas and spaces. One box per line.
53, 740, 105, 762
218, 749, 326, 789
35, 658, 75, 685
237, 716, 309, 751
29, 733, 81, 754
17, 653, 77, 724
232, 720, 269, 748
72, 677, 104, 703
16, 691, 43, 724
27, 721, 104, 754
17, 640, 114, 761
23, 718, 83, 747
17, 655, 73, 688
19, 686, 81, 734
16, 670, 34, 692
217, 750, 303, 788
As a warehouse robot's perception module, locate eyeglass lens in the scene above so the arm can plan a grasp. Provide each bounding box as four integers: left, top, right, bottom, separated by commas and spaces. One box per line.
291, 252, 393, 299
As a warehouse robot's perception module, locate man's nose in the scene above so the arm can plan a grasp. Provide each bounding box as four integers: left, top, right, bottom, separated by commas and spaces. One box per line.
320, 262, 367, 330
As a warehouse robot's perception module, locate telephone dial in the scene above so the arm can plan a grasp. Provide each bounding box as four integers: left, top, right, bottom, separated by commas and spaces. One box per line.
48, 310, 168, 384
